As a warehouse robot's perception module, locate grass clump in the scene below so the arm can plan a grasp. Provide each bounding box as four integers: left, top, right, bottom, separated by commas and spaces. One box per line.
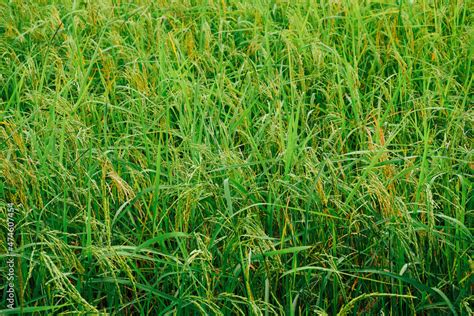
0, 0, 472, 314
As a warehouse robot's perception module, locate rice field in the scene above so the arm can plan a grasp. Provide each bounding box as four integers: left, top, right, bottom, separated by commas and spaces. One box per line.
0, 0, 473, 314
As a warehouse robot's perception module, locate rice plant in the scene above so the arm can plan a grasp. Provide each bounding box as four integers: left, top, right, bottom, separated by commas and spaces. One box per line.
0, 0, 472, 314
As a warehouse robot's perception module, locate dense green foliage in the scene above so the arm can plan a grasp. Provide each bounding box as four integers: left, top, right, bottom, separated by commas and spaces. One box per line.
1, 0, 472, 314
